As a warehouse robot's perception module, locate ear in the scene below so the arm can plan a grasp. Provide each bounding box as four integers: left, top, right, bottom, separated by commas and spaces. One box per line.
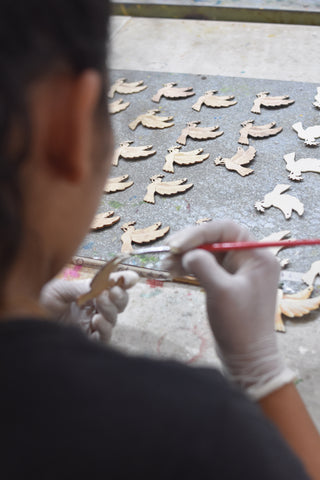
46, 70, 103, 182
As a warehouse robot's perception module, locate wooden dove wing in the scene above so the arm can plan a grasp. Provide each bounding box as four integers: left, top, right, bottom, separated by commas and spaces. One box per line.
91, 211, 120, 230
141, 114, 174, 129
280, 294, 320, 318
262, 95, 294, 107
232, 146, 256, 165
260, 230, 291, 256
190, 127, 222, 140
173, 151, 209, 165
155, 181, 193, 196
272, 184, 291, 196
117, 81, 147, 95
251, 125, 283, 138
104, 175, 133, 193
131, 223, 170, 244
164, 86, 194, 99
302, 261, 320, 286
204, 95, 237, 108
122, 145, 156, 159
283, 286, 313, 301
109, 99, 130, 114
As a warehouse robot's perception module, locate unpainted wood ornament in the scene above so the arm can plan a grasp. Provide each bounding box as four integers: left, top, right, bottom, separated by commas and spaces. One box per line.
260, 230, 292, 268
91, 211, 120, 230
214, 146, 256, 176
275, 286, 320, 332
152, 82, 195, 103
112, 141, 156, 167
129, 109, 174, 131
313, 87, 320, 109
192, 90, 237, 111
104, 175, 134, 193
251, 91, 294, 114
77, 257, 125, 307
238, 120, 282, 145
302, 260, 320, 287
163, 146, 209, 174
255, 184, 304, 220
177, 121, 223, 146
144, 174, 193, 204
108, 98, 130, 115
120, 221, 170, 253
283, 152, 320, 181
196, 218, 212, 225
108, 78, 147, 98
292, 122, 320, 146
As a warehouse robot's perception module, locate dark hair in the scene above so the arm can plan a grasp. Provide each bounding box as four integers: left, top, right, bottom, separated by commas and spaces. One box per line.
0, 0, 110, 282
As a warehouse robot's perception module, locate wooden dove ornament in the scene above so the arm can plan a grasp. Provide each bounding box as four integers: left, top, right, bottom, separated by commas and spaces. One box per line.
108, 78, 147, 98
144, 174, 193, 204
177, 121, 223, 146
238, 120, 282, 145
152, 82, 195, 103
91, 211, 120, 231
129, 109, 174, 131
192, 90, 237, 111
275, 287, 320, 333
283, 152, 320, 181
251, 91, 294, 114
163, 146, 209, 174
292, 122, 320, 146
104, 175, 134, 193
121, 221, 170, 253
214, 146, 256, 177
108, 98, 130, 115
113, 141, 156, 167
255, 184, 304, 220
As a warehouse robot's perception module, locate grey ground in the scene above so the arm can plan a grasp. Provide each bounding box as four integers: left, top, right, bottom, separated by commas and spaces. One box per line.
79, 15, 320, 427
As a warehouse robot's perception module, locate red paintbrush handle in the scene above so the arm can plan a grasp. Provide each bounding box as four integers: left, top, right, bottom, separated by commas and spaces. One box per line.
198, 238, 320, 253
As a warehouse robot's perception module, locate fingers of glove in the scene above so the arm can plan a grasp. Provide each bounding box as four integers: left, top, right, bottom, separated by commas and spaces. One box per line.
94, 292, 118, 326
40, 279, 91, 314
107, 286, 129, 313
166, 220, 252, 254
109, 270, 139, 290
91, 313, 113, 343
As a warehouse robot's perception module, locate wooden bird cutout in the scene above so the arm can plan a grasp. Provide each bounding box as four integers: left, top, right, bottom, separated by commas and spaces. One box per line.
108, 77, 147, 98
283, 152, 320, 181
214, 146, 256, 177
108, 98, 130, 115
120, 221, 170, 253
104, 175, 134, 193
255, 184, 304, 220
238, 119, 282, 145
112, 141, 156, 167
313, 87, 320, 109
152, 82, 195, 103
275, 286, 320, 332
163, 146, 209, 174
302, 260, 320, 286
292, 122, 320, 146
192, 90, 237, 111
129, 109, 174, 131
260, 230, 291, 268
251, 91, 294, 114
144, 174, 193, 204
91, 211, 120, 230
177, 121, 223, 146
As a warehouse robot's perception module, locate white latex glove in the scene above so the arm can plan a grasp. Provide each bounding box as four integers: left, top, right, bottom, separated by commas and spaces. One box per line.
40, 271, 139, 343
163, 220, 295, 400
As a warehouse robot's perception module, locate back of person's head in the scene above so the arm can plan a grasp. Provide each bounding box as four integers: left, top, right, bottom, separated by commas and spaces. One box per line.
0, 0, 110, 283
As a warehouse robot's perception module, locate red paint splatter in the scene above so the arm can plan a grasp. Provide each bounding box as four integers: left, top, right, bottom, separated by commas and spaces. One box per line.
147, 279, 164, 289
63, 265, 82, 280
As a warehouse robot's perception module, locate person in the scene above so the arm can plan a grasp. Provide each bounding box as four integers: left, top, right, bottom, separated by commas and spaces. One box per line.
0, 1, 319, 478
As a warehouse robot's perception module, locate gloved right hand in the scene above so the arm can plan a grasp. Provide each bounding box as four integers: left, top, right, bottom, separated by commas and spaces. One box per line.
163, 220, 295, 400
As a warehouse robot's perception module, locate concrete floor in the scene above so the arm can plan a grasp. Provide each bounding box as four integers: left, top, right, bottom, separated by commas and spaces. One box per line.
103, 15, 320, 427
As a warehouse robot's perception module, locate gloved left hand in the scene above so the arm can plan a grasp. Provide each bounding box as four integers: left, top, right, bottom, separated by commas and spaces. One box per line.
40, 271, 139, 343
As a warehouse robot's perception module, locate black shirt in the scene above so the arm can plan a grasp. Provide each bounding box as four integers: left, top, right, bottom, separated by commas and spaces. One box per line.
0, 319, 309, 479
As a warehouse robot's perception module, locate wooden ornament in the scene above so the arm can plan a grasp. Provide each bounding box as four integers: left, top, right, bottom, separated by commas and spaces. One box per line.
108, 78, 147, 98
121, 221, 170, 253
292, 122, 320, 146
302, 260, 320, 286
144, 174, 193, 204
129, 109, 174, 131
104, 175, 134, 193
112, 141, 156, 167
163, 146, 209, 174
77, 257, 125, 307
91, 211, 120, 230
177, 121, 223, 146
108, 98, 130, 114
152, 82, 195, 103
283, 152, 320, 181
313, 87, 320, 109
196, 218, 212, 225
238, 120, 282, 145
192, 90, 237, 111
255, 184, 304, 220
260, 230, 291, 268
275, 286, 320, 332
214, 146, 256, 177
251, 91, 294, 114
